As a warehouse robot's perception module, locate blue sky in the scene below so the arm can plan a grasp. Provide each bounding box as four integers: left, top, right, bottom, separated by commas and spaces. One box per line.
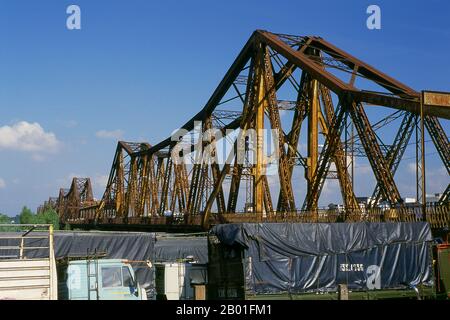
0, 0, 449, 215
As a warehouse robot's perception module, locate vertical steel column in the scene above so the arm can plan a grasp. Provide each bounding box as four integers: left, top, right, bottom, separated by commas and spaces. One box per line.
116, 148, 124, 216
420, 92, 427, 219
254, 61, 265, 216
415, 116, 421, 204
306, 78, 319, 210
205, 117, 226, 214
350, 123, 355, 192
149, 156, 160, 216
245, 137, 253, 211
125, 156, 138, 218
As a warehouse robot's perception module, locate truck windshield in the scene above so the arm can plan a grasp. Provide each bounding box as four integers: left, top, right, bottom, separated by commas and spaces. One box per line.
102, 267, 123, 288
122, 266, 134, 287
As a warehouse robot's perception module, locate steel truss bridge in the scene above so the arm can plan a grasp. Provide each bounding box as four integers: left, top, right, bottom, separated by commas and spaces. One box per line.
38, 30, 450, 232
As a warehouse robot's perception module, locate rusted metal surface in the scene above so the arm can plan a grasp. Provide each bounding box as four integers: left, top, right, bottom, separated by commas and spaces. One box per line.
39, 30, 449, 231
423, 91, 450, 108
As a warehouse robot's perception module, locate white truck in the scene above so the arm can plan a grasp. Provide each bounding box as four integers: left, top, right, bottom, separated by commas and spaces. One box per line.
0, 224, 147, 300
0, 224, 57, 300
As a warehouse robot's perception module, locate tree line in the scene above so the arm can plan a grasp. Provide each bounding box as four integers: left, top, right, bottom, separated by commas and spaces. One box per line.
0, 206, 60, 231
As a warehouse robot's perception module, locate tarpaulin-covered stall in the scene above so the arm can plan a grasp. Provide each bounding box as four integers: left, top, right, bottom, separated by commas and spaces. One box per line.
208, 222, 434, 299
155, 235, 208, 263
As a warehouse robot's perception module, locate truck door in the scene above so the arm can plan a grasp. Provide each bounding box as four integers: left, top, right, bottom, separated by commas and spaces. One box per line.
122, 266, 140, 300
99, 265, 139, 300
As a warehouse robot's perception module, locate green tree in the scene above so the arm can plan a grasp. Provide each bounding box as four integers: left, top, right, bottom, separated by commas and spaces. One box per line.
0, 213, 14, 232
35, 209, 60, 230
0, 214, 12, 224
17, 206, 60, 230
13, 215, 20, 224
19, 206, 35, 224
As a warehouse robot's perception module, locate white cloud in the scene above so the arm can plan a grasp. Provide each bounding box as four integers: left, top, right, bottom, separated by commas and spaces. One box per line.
0, 178, 5, 189
0, 121, 60, 153
93, 174, 109, 189
95, 129, 124, 140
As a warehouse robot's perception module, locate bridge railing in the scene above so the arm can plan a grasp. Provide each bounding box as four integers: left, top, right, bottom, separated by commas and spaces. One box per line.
62, 203, 449, 229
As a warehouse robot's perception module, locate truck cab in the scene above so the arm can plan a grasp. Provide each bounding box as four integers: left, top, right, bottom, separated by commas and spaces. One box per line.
59, 259, 147, 300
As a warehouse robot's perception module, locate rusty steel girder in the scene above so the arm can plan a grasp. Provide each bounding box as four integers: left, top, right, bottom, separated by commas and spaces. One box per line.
52, 177, 95, 223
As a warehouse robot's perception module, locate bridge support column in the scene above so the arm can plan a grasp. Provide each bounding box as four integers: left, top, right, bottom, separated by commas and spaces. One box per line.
254, 56, 265, 219
306, 78, 319, 211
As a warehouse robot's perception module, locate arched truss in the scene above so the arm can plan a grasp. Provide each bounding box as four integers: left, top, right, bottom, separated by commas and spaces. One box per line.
53, 177, 95, 222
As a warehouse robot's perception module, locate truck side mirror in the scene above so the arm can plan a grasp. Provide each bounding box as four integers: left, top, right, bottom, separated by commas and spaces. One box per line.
132, 278, 141, 297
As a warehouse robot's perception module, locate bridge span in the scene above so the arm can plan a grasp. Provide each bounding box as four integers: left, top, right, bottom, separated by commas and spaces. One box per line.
38, 30, 450, 233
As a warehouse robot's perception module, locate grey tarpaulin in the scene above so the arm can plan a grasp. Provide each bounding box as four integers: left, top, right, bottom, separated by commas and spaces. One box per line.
0, 231, 156, 299
55, 231, 156, 298
155, 236, 208, 263
210, 222, 434, 295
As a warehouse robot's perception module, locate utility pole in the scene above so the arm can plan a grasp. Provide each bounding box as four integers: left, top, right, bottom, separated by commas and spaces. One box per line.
420, 90, 450, 221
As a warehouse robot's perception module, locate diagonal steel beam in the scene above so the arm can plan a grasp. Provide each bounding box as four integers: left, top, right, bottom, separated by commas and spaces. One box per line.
349, 102, 403, 207
369, 113, 415, 207
303, 100, 346, 211
319, 85, 360, 211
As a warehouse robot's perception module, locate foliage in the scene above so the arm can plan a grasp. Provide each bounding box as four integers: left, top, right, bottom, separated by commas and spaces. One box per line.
0, 208, 60, 232
35, 209, 60, 230
18, 206, 60, 230
0, 213, 14, 231
0, 213, 13, 224
19, 206, 34, 224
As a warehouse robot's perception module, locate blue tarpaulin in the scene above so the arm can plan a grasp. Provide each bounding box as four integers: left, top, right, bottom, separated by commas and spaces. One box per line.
210, 222, 434, 294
